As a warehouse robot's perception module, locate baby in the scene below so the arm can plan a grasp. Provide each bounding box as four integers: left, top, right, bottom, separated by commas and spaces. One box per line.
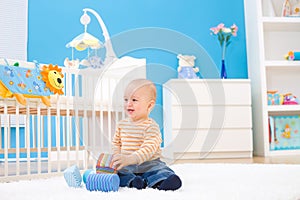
112, 78, 182, 190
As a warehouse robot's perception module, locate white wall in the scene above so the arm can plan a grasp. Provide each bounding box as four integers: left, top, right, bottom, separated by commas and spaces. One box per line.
0, 0, 28, 60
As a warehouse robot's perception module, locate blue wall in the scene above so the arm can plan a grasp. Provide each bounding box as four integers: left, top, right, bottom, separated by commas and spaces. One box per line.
28, 0, 247, 78
27, 0, 247, 136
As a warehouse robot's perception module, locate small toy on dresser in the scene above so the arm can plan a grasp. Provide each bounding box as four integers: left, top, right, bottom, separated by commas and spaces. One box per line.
177, 54, 199, 79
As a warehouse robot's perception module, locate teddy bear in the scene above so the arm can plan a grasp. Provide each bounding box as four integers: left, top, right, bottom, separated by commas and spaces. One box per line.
177, 54, 199, 79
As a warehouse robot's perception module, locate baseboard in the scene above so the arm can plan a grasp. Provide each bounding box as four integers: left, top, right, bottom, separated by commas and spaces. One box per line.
172, 151, 253, 160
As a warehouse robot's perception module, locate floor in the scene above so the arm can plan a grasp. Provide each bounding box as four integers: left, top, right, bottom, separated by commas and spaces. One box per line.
174, 156, 300, 164
2, 156, 300, 180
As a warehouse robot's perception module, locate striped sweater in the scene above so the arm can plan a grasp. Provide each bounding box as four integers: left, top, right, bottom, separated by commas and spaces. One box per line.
112, 118, 162, 164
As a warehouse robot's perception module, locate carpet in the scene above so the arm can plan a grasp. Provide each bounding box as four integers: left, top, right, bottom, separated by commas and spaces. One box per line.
1, 163, 300, 200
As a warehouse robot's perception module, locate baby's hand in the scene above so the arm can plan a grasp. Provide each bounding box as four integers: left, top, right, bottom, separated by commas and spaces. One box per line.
112, 154, 138, 170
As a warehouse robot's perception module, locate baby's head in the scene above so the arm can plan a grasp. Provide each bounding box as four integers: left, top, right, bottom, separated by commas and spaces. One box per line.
125, 79, 156, 101
124, 79, 156, 122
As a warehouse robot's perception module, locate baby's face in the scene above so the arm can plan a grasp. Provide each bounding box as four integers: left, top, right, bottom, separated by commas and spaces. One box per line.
124, 87, 153, 122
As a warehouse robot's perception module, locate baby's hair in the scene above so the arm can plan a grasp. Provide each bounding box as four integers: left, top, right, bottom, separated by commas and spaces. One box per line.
125, 79, 156, 101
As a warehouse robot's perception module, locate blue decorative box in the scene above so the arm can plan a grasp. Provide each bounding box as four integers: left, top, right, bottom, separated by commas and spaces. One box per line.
269, 115, 300, 151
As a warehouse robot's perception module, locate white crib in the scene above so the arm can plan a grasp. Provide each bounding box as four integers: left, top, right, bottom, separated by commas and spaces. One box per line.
0, 56, 146, 182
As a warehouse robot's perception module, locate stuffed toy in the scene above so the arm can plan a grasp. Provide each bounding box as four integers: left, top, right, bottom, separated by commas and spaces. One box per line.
177, 54, 199, 79
64, 57, 79, 68
0, 62, 64, 107
283, 93, 299, 105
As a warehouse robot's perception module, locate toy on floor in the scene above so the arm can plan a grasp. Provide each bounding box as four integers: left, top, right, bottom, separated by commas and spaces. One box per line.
63, 165, 82, 188
177, 54, 199, 79
63, 153, 120, 192
0, 61, 64, 106
85, 173, 120, 192
83, 169, 96, 184
96, 153, 117, 174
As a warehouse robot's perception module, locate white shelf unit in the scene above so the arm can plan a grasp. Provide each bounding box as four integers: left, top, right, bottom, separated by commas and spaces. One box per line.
244, 0, 300, 156
162, 79, 253, 159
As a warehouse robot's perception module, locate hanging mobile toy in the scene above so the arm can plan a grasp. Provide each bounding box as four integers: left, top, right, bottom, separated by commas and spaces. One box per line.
65, 10, 104, 69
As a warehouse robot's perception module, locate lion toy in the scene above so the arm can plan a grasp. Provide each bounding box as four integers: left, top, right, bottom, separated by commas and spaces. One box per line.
0, 62, 64, 107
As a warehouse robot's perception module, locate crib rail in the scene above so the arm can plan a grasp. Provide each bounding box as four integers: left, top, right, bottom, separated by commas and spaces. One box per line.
0, 104, 120, 116
0, 57, 146, 182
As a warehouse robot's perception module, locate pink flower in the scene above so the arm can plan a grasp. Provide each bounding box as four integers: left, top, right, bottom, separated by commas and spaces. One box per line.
231, 24, 238, 36
210, 23, 238, 47
210, 23, 238, 59
210, 23, 225, 34
210, 27, 219, 34
217, 23, 225, 30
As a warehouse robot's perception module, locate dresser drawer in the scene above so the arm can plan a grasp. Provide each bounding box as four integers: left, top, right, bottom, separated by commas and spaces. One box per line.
170, 105, 252, 129
168, 129, 253, 153
163, 79, 251, 106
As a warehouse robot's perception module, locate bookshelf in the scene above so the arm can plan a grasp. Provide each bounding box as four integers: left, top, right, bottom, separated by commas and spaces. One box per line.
244, 0, 300, 156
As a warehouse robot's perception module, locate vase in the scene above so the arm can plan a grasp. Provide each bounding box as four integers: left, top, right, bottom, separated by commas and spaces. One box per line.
220, 59, 227, 79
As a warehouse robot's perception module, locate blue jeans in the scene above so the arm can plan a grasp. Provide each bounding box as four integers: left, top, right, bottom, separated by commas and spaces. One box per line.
118, 159, 175, 188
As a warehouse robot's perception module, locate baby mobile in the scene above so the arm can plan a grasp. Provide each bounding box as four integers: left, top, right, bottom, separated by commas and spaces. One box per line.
64, 10, 104, 69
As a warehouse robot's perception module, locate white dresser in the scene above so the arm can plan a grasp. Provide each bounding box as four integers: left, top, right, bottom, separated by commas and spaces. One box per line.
162, 79, 253, 159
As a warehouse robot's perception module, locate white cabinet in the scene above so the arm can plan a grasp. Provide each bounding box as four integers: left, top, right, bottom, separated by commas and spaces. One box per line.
244, 0, 300, 156
162, 79, 253, 159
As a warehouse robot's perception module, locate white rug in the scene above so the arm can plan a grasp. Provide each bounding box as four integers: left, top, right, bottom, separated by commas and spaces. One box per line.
1, 163, 300, 200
